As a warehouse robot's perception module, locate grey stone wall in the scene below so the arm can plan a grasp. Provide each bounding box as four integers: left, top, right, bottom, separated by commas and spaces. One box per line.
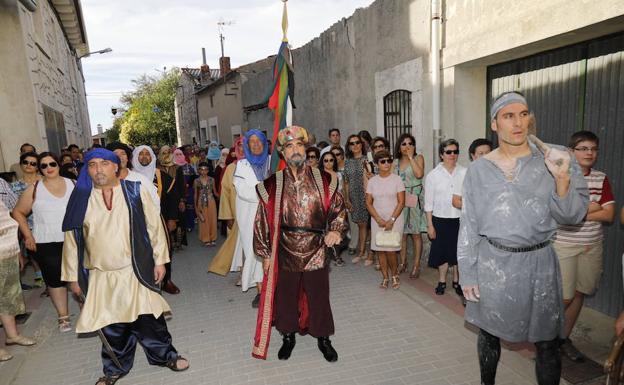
175, 72, 200, 146
19, 1, 91, 149
241, 66, 273, 135
291, 0, 429, 146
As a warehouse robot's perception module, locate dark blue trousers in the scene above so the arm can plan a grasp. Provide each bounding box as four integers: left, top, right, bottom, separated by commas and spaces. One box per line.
101, 314, 178, 376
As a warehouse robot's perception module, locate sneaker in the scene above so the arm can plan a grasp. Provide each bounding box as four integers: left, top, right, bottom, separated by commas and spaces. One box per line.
251, 294, 261, 308
33, 277, 44, 288
560, 338, 585, 362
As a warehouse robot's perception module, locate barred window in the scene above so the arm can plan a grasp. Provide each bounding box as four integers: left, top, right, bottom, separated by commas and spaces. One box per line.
383, 90, 412, 149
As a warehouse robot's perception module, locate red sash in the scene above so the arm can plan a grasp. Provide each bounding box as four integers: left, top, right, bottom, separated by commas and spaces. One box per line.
252, 168, 333, 359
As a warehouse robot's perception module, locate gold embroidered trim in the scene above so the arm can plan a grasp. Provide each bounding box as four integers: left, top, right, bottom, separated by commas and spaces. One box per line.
256, 170, 283, 354
257, 179, 270, 204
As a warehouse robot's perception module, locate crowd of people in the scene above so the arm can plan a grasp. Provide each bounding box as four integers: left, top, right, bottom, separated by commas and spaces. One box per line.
0, 91, 623, 385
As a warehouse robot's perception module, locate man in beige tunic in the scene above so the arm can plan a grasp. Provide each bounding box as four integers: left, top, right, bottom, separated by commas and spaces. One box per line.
61, 148, 188, 385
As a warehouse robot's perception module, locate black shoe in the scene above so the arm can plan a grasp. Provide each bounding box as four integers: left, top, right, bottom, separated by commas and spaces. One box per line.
452, 281, 463, 297
163, 280, 181, 294
317, 337, 338, 362
435, 282, 446, 295
560, 338, 585, 362
278, 333, 296, 360
21, 283, 34, 290
251, 294, 261, 308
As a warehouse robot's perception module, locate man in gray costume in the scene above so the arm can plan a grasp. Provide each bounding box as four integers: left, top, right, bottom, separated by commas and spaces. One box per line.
458, 91, 588, 385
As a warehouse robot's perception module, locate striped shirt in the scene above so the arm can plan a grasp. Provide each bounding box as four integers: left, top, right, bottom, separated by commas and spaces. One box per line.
553, 169, 614, 245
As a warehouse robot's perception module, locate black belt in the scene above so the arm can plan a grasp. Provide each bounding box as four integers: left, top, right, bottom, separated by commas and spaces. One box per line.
281, 225, 325, 235
487, 238, 550, 253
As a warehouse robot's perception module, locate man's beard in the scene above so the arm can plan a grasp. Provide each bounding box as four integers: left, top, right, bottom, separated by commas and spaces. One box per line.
93, 173, 110, 187
286, 154, 305, 168
139, 159, 151, 167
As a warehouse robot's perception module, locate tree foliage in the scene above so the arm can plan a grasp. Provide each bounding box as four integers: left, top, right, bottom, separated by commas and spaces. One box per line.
118, 69, 180, 146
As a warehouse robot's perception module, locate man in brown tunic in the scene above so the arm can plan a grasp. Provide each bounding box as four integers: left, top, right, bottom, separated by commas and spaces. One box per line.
252, 126, 348, 362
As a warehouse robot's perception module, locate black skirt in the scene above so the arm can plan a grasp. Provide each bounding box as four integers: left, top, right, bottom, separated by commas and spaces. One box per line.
428, 216, 460, 268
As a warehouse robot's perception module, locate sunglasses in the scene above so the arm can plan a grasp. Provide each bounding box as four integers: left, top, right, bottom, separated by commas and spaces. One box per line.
377, 158, 393, 165
332, 152, 343, 157
373, 144, 385, 149
401, 142, 414, 147
323, 158, 335, 163
348, 140, 361, 146
21, 160, 37, 167
307, 155, 318, 160
40, 162, 58, 169
444, 150, 460, 155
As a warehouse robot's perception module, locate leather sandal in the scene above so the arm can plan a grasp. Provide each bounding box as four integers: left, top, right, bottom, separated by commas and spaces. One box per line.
398, 263, 407, 274
452, 281, 464, 297
435, 282, 446, 295
95, 374, 122, 385
391, 275, 400, 290
409, 267, 420, 279
165, 356, 189, 372
379, 278, 389, 289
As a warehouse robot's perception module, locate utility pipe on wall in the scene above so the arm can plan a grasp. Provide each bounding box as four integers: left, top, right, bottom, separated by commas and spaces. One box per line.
431, 0, 442, 165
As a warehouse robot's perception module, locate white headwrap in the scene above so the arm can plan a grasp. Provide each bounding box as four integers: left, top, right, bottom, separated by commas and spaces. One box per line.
131, 145, 156, 181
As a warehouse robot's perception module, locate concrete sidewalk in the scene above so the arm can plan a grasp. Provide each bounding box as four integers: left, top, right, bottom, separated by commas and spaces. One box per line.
1, 235, 543, 385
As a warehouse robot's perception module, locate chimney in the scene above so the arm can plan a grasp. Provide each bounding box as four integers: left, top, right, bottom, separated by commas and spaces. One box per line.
219, 56, 231, 76
201, 48, 207, 65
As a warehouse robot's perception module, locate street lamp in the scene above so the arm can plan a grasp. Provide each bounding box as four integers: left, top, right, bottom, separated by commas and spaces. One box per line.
79, 47, 112, 59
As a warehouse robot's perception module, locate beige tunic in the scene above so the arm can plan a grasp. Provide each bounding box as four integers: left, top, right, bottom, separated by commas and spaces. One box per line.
62, 184, 170, 333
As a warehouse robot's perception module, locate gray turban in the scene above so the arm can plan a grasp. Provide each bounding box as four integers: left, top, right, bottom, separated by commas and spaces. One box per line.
490, 92, 528, 120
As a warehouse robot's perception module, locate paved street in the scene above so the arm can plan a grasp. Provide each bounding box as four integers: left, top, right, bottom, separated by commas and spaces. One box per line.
1, 233, 540, 385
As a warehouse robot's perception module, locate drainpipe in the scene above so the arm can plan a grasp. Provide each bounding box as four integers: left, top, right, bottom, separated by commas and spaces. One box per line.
431, 0, 442, 165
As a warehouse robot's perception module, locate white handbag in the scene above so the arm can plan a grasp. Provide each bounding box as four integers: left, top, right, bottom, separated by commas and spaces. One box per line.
375, 230, 401, 248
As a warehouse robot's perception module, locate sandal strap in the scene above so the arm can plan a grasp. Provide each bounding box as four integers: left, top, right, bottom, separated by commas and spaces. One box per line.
95, 375, 121, 385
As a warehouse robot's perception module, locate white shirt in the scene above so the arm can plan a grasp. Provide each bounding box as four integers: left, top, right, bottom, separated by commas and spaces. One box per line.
124, 169, 160, 211
424, 163, 466, 218
451, 166, 468, 197
32, 178, 74, 243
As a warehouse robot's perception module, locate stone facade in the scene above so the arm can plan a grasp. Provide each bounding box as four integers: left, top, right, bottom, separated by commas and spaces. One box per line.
175, 69, 201, 146
195, 57, 274, 148
0, 0, 91, 171
288, 0, 624, 165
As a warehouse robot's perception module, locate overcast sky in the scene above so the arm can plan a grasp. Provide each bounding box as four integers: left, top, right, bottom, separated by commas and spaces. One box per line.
81, 0, 375, 133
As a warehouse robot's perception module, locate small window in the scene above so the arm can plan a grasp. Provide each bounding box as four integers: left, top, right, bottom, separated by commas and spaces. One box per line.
383, 90, 412, 149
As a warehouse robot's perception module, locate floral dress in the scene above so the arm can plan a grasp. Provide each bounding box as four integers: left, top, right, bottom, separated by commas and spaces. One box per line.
393, 159, 427, 234
343, 157, 369, 223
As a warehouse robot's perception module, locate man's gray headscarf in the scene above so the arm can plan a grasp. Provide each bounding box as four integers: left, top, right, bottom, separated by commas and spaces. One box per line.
132, 145, 156, 181
491, 92, 528, 121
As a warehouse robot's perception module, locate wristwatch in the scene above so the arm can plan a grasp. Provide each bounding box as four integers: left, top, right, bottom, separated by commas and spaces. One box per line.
390, 216, 396, 222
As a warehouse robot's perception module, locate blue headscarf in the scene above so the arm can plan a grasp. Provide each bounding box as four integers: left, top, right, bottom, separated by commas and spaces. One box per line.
243, 129, 270, 181
62, 148, 120, 231
207, 142, 221, 161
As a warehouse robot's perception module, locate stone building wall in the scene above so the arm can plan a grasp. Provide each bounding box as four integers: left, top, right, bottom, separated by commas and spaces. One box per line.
291, 0, 430, 153
0, 0, 91, 170
175, 71, 200, 146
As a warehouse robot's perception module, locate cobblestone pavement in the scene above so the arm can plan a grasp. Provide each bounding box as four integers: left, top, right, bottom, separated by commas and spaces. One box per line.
1, 233, 542, 385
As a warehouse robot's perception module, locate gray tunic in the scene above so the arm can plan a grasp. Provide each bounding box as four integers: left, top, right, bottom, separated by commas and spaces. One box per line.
457, 145, 588, 343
